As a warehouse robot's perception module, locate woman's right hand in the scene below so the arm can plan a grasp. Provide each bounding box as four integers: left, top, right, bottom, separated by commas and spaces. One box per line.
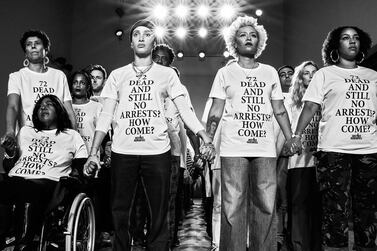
83, 155, 100, 177
1, 132, 17, 154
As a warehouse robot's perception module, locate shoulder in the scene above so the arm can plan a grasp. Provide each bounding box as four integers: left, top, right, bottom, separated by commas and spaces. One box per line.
110, 64, 132, 76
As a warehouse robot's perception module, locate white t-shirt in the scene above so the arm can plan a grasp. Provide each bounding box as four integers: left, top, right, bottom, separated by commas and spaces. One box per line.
8, 126, 88, 182
209, 62, 284, 157
303, 65, 377, 154
289, 104, 321, 169
72, 100, 103, 153
7, 67, 72, 127
101, 63, 186, 155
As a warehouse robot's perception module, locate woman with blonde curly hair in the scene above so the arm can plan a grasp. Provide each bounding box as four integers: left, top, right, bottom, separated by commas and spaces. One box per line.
287, 61, 322, 251
287, 26, 377, 250
206, 15, 294, 251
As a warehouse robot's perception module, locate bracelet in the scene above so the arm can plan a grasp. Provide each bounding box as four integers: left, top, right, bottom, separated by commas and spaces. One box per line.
292, 134, 301, 139
4, 151, 16, 159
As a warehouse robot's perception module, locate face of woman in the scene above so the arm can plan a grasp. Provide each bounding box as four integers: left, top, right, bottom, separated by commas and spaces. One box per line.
302, 64, 317, 87
37, 97, 57, 129
25, 36, 46, 63
72, 74, 89, 99
131, 26, 155, 57
338, 28, 360, 61
235, 26, 259, 57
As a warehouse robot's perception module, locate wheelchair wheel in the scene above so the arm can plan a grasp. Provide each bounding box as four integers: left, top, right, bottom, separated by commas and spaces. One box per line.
65, 193, 95, 251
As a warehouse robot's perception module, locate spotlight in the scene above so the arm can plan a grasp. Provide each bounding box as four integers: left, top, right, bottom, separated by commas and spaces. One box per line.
255, 9, 263, 16
153, 4, 169, 21
198, 27, 208, 38
223, 50, 230, 58
115, 28, 124, 39
197, 4, 210, 19
175, 4, 190, 19
175, 26, 187, 40
155, 25, 167, 40
198, 51, 206, 61
219, 4, 236, 21
177, 50, 184, 60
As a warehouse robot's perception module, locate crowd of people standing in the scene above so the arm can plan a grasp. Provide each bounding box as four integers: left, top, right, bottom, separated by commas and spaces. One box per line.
0, 13, 377, 251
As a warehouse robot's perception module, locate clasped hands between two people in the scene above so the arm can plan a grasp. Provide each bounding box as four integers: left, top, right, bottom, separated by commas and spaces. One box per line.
83, 141, 217, 177
281, 135, 303, 157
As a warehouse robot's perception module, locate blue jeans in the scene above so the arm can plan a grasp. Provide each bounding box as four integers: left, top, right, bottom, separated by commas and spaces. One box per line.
220, 157, 277, 251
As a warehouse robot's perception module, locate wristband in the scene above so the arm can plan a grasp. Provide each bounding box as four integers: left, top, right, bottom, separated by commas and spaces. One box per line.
292, 134, 301, 139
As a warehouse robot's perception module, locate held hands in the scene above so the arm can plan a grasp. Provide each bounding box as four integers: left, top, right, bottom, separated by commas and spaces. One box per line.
1, 132, 17, 156
83, 154, 101, 177
199, 142, 216, 163
284, 135, 302, 156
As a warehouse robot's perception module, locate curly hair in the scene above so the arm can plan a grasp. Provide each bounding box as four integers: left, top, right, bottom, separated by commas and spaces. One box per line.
69, 70, 93, 99
289, 61, 319, 108
224, 15, 267, 59
20, 30, 51, 53
32, 95, 72, 134
152, 43, 175, 66
322, 26, 372, 66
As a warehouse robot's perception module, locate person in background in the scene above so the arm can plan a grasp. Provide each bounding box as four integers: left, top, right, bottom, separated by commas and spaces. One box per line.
2, 30, 76, 149
286, 26, 377, 251
0, 95, 87, 251
83, 20, 215, 251
206, 16, 293, 251
275, 64, 294, 250
287, 61, 321, 251
88, 64, 108, 98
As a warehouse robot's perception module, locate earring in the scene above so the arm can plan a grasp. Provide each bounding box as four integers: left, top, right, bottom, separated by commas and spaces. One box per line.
357, 52, 365, 64
43, 56, 49, 65
23, 58, 29, 67
330, 50, 339, 63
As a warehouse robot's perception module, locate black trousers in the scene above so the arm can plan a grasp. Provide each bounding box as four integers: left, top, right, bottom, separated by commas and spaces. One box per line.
111, 151, 171, 251
288, 168, 321, 251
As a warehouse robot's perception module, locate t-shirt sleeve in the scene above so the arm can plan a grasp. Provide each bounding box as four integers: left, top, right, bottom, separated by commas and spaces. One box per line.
302, 70, 324, 105
7, 72, 21, 95
168, 70, 186, 99
209, 69, 226, 100
101, 71, 119, 100
62, 74, 72, 102
73, 131, 88, 158
271, 68, 284, 100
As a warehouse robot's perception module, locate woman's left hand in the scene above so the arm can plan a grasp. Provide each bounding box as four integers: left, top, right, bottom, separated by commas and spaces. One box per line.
199, 142, 216, 162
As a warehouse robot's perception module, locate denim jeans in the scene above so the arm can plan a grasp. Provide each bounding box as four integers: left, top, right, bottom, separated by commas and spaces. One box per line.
276, 156, 289, 246
212, 169, 221, 248
220, 157, 277, 251
111, 151, 171, 251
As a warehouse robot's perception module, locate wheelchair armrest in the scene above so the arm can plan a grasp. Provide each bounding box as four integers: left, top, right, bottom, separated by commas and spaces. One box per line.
59, 176, 83, 189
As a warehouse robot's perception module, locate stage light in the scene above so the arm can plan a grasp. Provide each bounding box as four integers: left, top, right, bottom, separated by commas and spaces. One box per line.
153, 4, 169, 21
175, 4, 189, 19
155, 25, 167, 40
115, 28, 124, 39
255, 9, 263, 16
177, 50, 184, 60
221, 26, 231, 39
198, 51, 206, 60
219, 4, 236, 21
198, 27, 208, 38
197, 4, 210, 19
175, 26, 187, 39
223, 50, 230, 58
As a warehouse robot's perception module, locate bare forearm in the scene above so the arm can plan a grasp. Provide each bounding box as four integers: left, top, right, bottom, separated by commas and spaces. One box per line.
294, 101, 320, 136
64, 101, 77, 130
274, 108, 292, 140
186, 127, 200, 154
5, 106, 18, 133
90, 131, 107, 156
206, 98, 225, 140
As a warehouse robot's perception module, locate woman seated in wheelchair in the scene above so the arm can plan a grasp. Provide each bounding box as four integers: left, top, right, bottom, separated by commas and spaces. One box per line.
0, 94, 88, 251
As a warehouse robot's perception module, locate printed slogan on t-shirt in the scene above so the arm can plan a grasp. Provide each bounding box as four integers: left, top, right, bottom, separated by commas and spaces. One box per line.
233, 76, 272, 144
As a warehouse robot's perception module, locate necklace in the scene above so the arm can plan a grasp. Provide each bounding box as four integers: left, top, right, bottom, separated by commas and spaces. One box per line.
239, 62, 258, 79
132, 62, 154, 79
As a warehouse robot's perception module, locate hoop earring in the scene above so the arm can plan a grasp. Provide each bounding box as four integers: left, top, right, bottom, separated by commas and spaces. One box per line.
23, 58, 29, 67
357, 52, 365, 64
44, 56, 49, 65
330, 50, 339, 63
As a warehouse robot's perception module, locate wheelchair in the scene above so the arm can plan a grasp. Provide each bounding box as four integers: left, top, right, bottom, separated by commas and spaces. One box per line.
1, 176, 96, 251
